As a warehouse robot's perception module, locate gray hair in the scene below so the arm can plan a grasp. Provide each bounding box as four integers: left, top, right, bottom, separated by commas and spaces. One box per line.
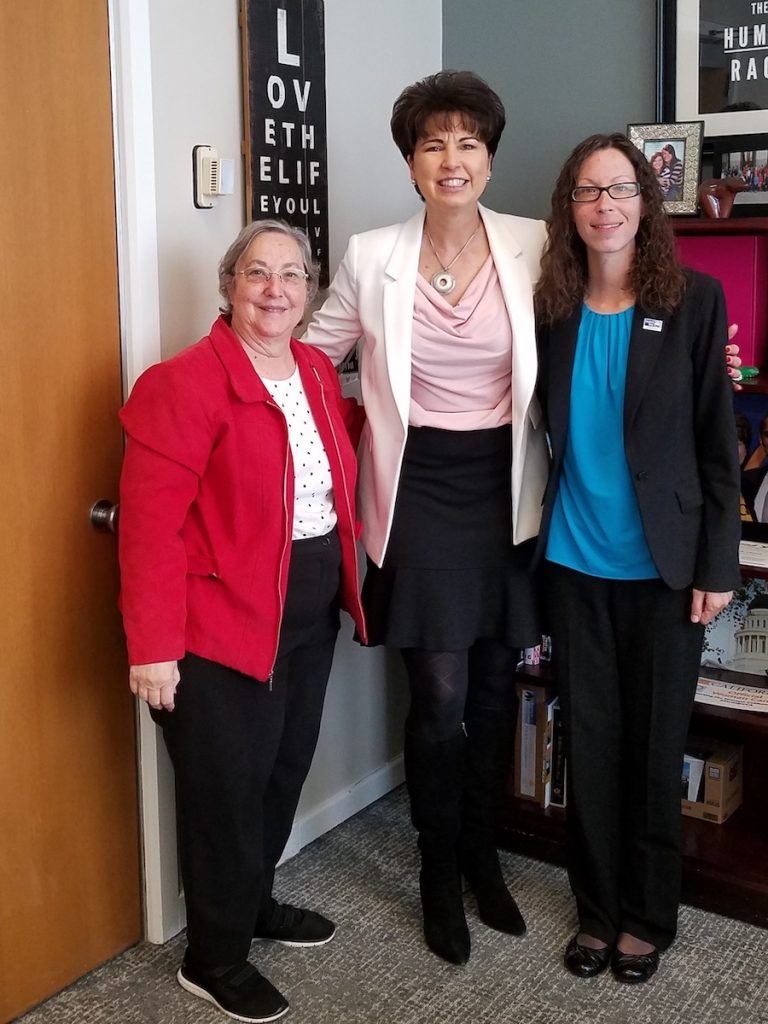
218, 218, 320, 313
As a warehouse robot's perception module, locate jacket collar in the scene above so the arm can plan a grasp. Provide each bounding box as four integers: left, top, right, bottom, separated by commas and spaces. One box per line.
545, 300, 669, 443
384, 207, 425, 280
624, 303, 668, 433
208, 315, 320, 403
382, 203, 524, 280
545, 307, 581, 453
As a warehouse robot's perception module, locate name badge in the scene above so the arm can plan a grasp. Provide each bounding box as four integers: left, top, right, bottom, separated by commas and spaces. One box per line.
643, 318, 664, 332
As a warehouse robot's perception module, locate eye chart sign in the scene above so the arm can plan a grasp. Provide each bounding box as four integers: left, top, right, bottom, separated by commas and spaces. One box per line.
243, 0, 330, 285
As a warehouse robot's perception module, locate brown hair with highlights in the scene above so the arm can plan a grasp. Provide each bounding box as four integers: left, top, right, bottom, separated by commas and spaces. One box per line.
534, 133, 686, 325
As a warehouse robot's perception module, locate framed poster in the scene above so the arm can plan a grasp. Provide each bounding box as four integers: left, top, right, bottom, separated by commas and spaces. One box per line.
735, 389, 768, 534
658, 0, 768, 136
242, 0, 330, 286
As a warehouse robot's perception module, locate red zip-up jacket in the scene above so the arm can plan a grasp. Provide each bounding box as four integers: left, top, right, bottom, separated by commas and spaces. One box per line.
118, 316, 367, 682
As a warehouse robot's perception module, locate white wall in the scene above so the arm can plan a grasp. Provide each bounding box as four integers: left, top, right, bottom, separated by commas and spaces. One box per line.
137, 0, 442, 927
289, 0, 442, 852
442, 0, 656, 219
149, 1, 245, 359
324, 0, 442, 261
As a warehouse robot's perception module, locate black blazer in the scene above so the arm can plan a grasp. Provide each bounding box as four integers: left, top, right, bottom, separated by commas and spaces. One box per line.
535, 270, 741, 593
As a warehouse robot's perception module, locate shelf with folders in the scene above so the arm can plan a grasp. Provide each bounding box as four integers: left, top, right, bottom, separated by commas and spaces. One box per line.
499, 664, 768, 928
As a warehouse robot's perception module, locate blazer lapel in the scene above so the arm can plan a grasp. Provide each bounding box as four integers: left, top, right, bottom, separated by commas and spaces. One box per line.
624, 305, 668, 435
481, 206, 537, 413
382, 209, 424, 431
209, 316, 272, 403
545, 309, 581, 459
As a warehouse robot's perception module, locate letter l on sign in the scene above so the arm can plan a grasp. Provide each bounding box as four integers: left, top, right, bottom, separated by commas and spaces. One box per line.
278, 9, 300, 66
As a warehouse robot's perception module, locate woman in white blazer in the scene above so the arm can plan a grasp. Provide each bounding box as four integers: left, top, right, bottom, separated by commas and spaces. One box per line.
305, 72, 549, 965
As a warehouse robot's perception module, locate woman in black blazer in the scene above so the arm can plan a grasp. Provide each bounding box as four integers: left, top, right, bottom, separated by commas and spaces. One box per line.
534, 134, 741, 984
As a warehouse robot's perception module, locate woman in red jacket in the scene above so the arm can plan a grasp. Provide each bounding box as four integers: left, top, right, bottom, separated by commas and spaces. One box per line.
119, 220, 365, 1024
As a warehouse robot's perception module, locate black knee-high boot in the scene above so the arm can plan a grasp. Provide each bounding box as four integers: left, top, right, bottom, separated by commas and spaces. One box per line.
403, 729, 470, 965
459, 706, 526, 935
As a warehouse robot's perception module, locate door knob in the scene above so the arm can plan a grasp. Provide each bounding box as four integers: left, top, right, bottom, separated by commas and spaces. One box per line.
90, 500, 119, 534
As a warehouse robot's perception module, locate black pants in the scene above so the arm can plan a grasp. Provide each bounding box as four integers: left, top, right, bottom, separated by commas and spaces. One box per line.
546, 563, 704, 950
154, 530, 341, 966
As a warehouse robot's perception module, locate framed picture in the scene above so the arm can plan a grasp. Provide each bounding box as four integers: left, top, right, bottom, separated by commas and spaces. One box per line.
734, 389, 768, 538
710, 133, 768, 216
241, 0, 331, 286
658, 1, 768, 136
627, 121, 704, 214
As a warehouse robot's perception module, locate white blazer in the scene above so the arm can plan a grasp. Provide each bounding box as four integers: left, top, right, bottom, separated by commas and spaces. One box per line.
305, 204, 550, 567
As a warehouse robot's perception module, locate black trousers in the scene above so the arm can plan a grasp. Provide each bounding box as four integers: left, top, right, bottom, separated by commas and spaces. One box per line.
546, 563, 704, 950
153, 530, 341, 966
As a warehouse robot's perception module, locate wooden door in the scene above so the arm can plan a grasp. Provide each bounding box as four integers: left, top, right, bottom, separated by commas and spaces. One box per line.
0, 2, 141, 1018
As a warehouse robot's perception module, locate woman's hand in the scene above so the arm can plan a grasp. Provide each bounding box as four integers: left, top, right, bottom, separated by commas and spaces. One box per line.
690, 590, 733, 626
129, 661, 180, 711
726, 324, 742, 390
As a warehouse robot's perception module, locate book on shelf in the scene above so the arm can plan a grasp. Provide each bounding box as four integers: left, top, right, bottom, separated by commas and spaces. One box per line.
681, 751, 706, 802
549, 698, 567, 808
514, 681, 557, 808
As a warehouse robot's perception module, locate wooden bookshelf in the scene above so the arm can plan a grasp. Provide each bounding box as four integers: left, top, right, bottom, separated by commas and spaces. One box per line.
499, 667, 768, 927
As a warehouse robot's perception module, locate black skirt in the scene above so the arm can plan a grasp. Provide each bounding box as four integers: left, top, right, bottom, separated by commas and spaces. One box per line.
362, 425, 540, 650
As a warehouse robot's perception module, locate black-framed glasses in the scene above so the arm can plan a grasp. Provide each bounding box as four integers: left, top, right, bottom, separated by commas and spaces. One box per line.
236, 267, 309, 287
571, 182, 642, 202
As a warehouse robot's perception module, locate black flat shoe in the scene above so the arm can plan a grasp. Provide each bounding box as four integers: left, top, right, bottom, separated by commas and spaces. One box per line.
611, 947, 659, 984
563, 934, 612, 979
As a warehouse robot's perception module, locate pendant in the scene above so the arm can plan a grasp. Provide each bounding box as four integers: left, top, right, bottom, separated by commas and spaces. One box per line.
431, 270, 456, 295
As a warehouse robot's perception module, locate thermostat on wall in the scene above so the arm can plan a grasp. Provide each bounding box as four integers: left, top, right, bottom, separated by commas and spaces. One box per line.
193, 144, 235, 209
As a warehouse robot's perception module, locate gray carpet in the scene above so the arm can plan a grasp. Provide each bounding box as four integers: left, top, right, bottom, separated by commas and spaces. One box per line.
18, 787, 768, 1024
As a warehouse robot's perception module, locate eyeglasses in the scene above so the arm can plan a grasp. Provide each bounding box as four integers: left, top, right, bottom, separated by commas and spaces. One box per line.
236, 267, 309, 287
570, 182, 642, 202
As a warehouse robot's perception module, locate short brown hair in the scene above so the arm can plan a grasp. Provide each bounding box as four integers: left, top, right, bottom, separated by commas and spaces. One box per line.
390, 70, 506, 161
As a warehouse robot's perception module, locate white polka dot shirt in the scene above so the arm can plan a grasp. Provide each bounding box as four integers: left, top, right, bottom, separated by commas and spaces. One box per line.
260, 368, 337, 540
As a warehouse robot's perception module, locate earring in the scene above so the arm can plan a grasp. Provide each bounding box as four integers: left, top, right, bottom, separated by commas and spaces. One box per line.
486, 175, 492, 181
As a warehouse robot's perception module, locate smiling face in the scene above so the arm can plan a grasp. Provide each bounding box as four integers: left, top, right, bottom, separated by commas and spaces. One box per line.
228, 231, 308, 347
571, 147, 643, 263
407, 115, 491, 212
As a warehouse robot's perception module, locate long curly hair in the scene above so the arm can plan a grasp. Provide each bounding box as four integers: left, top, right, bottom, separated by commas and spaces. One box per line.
534, 133, 686, 325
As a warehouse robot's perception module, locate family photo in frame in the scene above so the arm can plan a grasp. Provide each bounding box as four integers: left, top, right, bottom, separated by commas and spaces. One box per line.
627, 121, 704, 213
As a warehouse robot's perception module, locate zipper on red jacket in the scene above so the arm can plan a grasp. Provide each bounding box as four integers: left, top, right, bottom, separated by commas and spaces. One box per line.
312, 366, 368, 644
265, 399, 292, 684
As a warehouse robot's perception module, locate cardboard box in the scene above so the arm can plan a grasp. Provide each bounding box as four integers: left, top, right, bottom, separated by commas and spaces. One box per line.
514, 682, 556, 807
681, 737, 743, 824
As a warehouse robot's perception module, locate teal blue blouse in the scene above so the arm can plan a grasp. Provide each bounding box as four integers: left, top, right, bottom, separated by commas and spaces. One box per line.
545, 304, 659, 580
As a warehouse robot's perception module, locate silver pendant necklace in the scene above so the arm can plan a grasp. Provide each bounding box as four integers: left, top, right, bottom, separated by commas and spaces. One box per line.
425, 224, 480, 295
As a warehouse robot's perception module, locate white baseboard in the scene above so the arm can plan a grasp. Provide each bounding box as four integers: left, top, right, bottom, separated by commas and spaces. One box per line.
279, 754, 404, 863
148, 755, 404, 942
